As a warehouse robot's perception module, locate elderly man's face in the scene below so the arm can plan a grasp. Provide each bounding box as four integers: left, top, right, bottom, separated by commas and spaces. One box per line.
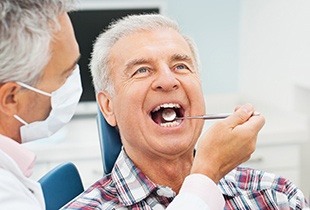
104, 28, 205, 158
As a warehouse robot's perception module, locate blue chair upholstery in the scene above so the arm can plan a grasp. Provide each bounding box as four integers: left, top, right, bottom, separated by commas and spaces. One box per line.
38, 162, 84, 210
97, 110, 122, 174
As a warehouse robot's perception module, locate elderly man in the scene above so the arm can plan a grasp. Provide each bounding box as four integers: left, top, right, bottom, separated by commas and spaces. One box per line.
0, 0, 82, 209
64, 14, 306, 209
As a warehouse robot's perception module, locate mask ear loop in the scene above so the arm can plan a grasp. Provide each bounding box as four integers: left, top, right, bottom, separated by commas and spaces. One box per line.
13, 82, 52, 125
16, 82, 52, 97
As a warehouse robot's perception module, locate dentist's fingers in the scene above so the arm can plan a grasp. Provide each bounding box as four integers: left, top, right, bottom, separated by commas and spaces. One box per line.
225, 103, 255, 127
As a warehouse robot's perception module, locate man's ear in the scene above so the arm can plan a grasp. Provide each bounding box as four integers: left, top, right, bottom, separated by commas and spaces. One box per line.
97, 91, 117, 126
0, 82, 20, 116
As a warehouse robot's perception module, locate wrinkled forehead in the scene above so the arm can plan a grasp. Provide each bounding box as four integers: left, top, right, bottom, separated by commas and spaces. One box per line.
108, 28, 195, 66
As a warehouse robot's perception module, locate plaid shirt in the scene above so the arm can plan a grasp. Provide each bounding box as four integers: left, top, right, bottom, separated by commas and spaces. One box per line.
219, 168, 308, 209
63, 150, 308, 210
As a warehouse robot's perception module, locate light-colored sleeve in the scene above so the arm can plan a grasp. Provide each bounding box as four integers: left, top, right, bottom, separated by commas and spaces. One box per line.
166, 174, 225, 210
0, 169, 44, 210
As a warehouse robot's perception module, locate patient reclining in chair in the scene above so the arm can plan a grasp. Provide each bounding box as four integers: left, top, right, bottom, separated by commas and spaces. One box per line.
63, 14, 308, 209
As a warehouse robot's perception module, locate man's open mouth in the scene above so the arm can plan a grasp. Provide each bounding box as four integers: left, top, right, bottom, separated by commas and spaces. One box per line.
150, 103, 184, 127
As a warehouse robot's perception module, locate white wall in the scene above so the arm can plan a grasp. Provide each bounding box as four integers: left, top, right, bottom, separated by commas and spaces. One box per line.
239, 0, 310, 112
239, 0, 310, 195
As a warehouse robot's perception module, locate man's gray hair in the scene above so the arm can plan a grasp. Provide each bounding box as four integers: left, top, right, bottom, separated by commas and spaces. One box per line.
90, 14, 200, 95
0, 0, 76, 86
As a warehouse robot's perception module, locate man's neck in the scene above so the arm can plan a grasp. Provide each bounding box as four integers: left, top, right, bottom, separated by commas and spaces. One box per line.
129, 150, 194, 193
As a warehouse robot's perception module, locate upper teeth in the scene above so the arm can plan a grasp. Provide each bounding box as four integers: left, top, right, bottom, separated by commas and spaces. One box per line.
152, 103, 180, 112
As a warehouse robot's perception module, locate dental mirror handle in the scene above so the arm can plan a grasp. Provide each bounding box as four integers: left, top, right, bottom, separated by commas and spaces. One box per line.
178, 112, 260, 120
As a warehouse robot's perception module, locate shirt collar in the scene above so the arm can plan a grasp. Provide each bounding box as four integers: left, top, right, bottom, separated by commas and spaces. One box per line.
0, 134, 36, 177
111, 149, 159, 206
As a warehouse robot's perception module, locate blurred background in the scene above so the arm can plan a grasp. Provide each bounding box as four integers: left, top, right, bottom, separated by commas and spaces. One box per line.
25, 0, 310, 198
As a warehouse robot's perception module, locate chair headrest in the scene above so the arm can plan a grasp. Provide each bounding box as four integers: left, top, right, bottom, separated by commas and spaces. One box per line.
39, 162, 84, 210
97, 110, 122, 174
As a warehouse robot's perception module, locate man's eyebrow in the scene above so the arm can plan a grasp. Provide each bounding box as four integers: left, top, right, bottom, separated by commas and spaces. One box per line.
124, 54, 194, 72
170, 53, 193, 64
125, 58, 150, 70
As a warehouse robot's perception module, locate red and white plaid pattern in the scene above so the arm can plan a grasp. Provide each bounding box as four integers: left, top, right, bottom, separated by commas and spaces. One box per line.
63, 150, 308, 210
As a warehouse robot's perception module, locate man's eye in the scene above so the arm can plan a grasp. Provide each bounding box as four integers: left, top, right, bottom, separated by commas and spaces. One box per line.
176, 64, 187, 69
175, 64, 191, 72
132, 67, 150, 77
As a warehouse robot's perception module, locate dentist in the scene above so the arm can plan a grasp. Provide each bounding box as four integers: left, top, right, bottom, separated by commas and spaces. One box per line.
0, 0, 82, 209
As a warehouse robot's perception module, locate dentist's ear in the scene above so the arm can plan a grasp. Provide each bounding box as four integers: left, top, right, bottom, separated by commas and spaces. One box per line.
0, 82, 21, 116
97, 91, 117, 127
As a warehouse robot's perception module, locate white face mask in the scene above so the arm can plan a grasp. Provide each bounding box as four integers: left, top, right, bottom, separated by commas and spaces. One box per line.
14, 65, 83, 143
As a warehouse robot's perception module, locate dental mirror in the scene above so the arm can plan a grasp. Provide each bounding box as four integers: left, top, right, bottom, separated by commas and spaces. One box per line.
162, 109, 177, 122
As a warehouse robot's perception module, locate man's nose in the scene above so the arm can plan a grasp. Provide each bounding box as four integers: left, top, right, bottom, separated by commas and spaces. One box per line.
151, 66, 180, 92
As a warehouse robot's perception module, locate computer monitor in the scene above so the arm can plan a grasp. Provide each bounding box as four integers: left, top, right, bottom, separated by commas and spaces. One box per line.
69, 1, 165, 115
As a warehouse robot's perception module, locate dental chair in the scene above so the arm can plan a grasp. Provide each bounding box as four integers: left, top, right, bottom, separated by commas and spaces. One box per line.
38, 162, 84, 210
97, 110, 122, 174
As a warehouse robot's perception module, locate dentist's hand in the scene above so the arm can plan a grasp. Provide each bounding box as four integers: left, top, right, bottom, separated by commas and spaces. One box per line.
191, 103, 265, 183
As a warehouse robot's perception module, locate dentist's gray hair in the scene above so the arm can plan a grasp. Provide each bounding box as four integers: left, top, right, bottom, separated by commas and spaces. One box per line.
90, 14, 200, 95
0, 0, 76, 86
